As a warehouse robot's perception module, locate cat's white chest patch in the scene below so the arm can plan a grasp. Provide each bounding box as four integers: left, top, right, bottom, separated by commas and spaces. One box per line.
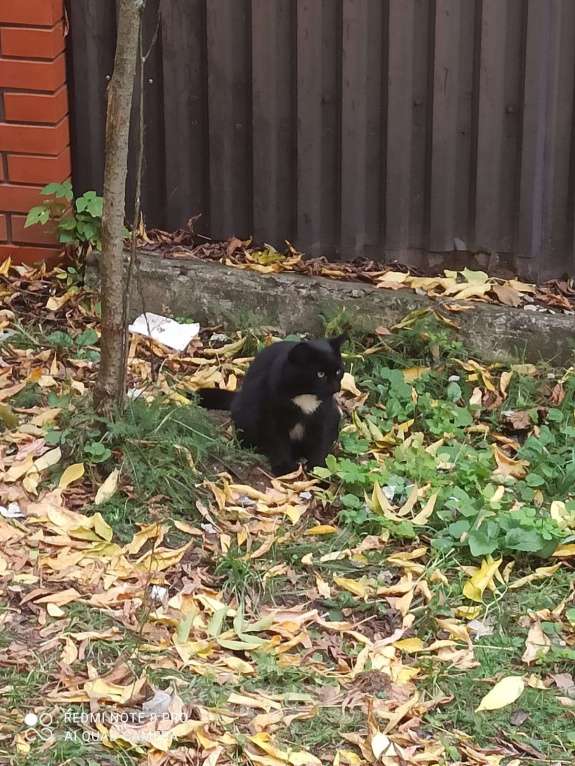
291, 394, 320, 415
289, 423, 305, 441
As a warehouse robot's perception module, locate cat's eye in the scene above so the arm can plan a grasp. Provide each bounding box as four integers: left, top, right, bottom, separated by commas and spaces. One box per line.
317, 371, 326, 379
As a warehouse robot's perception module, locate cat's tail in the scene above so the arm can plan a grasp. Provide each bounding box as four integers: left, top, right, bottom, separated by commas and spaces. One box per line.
195, 388, 236, 410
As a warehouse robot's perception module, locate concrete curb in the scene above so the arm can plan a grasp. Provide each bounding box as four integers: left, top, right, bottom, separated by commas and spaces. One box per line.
86, 252, 575, 365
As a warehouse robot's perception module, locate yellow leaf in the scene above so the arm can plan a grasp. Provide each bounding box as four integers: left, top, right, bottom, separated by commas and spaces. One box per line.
475, 675, 524, 712
553, 543, 575, 557
34, 447, 62, 472
0, 403, 18, 429
370, 482, 396, 518
84, 676, 146, 705
125, 522, 166, 555
92, 512, 113, 542
447, 283, 491, 300
509, 564, 561, 589
4, 454, 34, 482
334, 576, 370, 599
411, 492, 437, 525
340, 373, 361, 396
60, 637, 78, 665
526, 673, 547, 689
550, 500, 575, 529
511, 363, 538, 375
389, 546, 428, 561
46, 289, 75, 311
58, 462, 85, 489
394, 637, 425, 653
436, 618, 470, 643
508, 279, 536, 294
203, 337, 245, 358
500, 371, 513, 396
376, 271, 409, 288
403, 367, 430, 383
304, 525, 338, 536
397, 484, 419, 516
315, 575, 331, 598
455, 605, 483, 620
469, 387, 483, 408
248, 732, 322, 766
95, 468, 120, 505
463, 557, 502, 602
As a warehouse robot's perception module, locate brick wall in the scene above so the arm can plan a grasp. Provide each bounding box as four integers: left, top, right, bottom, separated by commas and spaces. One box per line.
0, 0, 70, 266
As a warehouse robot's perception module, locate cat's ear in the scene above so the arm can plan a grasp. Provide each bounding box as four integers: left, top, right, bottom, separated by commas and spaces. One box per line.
328, 333, 347, 351
288, 342, 315, 366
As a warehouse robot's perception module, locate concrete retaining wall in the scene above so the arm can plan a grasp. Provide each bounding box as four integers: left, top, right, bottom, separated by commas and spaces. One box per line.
86, 252, 575, 365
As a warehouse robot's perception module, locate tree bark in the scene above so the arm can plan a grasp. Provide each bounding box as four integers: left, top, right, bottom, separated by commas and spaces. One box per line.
94, 0, 143, 409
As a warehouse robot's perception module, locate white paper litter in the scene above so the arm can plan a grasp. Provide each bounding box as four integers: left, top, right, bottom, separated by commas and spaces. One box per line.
128, 312, 200, 352
0, 501, 24, 519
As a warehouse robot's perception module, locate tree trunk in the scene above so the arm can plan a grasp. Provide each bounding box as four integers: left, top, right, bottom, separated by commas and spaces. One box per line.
94, 0, 143, 409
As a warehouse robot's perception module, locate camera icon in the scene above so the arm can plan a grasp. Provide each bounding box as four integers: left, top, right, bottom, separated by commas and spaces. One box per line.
24, 711, 54, 742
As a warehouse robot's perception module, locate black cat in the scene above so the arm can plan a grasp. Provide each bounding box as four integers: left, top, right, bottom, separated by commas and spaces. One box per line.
196, 335, 346, 476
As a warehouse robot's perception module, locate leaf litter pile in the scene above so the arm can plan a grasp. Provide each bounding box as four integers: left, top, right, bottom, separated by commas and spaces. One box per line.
1, 259, 575, 766
138, 227, 575, 315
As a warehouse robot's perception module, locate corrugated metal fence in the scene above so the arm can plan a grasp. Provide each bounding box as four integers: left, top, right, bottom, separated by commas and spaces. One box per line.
66, 0, 575, 280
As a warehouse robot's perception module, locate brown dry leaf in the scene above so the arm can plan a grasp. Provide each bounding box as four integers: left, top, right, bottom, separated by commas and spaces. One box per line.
491, 284, 523, 307
502, 410, 532, 431
491, 445, 528, 478
522, 621, 551, 665
35, 587, 81, 606
549, 382, 565, 405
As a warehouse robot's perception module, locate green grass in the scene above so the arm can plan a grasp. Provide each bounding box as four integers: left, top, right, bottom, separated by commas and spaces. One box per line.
281, 707, 365, 756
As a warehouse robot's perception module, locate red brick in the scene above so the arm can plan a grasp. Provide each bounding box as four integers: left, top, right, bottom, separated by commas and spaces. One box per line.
7, 148, 70, 184
4, 87, 68, 124
0, 0, 63, 27
0, 215, 7, 241
0, 24, 65, 60
0, 53, 66, 91
11, 214, 58, 245
0, 119, 69, 155
0, 244, 63, 267
0, 185, 47, 214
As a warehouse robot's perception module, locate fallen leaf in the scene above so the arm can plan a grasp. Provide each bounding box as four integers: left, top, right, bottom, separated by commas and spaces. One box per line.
34, 447, 62, 472
491, 284, 522, 307
492, 445, 528, 478
522, 621, 550, 665
463, 557, 502, 602
403, 367, 430, 383
95, 468, 120, 505
58, 462, 85, 489
476, 676, 525, 712
304, 525, 338, 536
